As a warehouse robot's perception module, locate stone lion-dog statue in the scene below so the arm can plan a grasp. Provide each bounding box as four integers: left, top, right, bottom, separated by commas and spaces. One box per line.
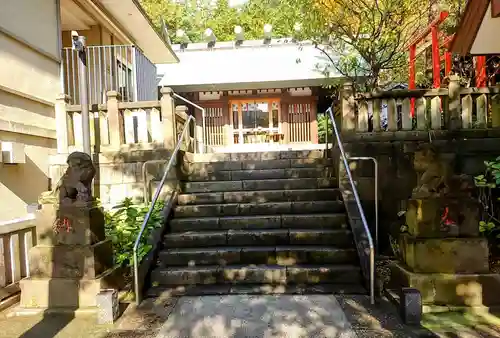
39, 151, 96, 206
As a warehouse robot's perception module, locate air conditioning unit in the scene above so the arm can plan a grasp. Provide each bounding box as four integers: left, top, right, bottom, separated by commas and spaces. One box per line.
1, 142, 26, 164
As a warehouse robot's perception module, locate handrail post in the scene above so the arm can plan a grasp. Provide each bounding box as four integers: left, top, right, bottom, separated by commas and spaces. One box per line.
341, 82, 356, 132
106, 91, 123, 148
160, 87, 176, 149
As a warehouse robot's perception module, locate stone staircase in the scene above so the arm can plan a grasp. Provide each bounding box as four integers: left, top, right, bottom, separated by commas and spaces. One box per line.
147, 150, 366, 297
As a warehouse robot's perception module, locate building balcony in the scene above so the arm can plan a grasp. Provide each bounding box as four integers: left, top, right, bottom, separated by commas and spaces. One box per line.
62, 45, 157, 105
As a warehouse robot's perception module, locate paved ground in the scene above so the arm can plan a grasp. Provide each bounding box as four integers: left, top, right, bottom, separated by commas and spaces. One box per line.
1, 294, 499, 337
156, 295, 356, 337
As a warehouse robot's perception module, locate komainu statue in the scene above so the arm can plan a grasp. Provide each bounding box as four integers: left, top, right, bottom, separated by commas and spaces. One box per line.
411, 145, 452, 199
39, 152, 96, 206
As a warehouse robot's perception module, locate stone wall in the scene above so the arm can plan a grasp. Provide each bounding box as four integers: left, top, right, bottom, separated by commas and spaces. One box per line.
48, 147, 187, 207
342, 130, 500, 254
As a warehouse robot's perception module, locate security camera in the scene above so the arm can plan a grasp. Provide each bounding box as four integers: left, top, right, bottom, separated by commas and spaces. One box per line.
71, 30, 85, 52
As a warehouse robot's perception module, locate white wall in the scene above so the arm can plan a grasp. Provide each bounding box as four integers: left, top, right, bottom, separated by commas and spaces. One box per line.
471, 3, 500, 55
0, 0, 59, 222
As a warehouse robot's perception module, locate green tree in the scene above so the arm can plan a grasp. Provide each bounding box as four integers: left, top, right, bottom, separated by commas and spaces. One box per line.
289, 0, 436, 90
140, 0, 468, 90
140, 0, 303, 43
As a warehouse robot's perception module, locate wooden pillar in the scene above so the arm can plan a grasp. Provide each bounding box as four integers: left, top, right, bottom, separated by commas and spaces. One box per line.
341, 82, 356, 131
106, 91, 124, 148
310, 100, 318, 143
222, 99, 232, 146
281, 102, 289, 143
160, 87, 176, 149
55, 94, 70, 154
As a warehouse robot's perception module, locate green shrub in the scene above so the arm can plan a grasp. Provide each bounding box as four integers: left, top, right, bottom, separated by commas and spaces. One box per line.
104, 198, 165, 268
475, 157, 500, 256
317, 113, 333, 143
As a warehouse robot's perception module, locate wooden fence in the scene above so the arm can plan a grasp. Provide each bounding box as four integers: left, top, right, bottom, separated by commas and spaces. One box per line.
342, 76, 500, 133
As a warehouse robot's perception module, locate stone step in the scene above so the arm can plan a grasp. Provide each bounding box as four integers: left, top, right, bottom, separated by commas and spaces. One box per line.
177, 189, 342, 205
179, 177, 337, 193
150, 264, 362, 286
157, 246, 358, 267
146, 283, 367, 298
169, 214, 348, 232
190, 150, 328, 163
185, 167, 335, 182
188, 158, 332, 173
173, 200, 344, 218
164, 229, 353, 248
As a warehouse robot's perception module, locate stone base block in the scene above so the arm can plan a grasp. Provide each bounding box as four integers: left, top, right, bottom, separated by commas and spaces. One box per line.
400, 235, 489, 274
389, 262, 500, 307
28, 240, 113, 279
36, 204, 105, 246
19, 266, 123, 310
20, 278, 101, 308
406, 198, 480, 238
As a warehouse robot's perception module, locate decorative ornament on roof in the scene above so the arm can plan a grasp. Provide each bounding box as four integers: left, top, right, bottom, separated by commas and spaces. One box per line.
234, 26, 245, 46
263, 24, 272, 44
204, 28, 217, 48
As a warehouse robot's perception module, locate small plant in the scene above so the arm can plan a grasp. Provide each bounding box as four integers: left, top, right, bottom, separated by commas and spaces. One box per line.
104, 198, 165, 268
474, 156, 500, 255
317, 113, 333, 143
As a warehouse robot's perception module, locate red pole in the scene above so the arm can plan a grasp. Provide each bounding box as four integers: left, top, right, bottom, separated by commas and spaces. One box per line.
445, 52, 452, 76
409, 44, 416, 116
476, 55, 487, 87
431, 26, 441, 88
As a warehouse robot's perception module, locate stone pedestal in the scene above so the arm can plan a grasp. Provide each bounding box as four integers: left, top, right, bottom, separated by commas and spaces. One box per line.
20, 202, 116, 310
390, 197, 500, 307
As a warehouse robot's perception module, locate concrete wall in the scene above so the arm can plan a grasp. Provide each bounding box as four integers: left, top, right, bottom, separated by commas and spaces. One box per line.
0, 0, 59, 222
342, 131, 500, 255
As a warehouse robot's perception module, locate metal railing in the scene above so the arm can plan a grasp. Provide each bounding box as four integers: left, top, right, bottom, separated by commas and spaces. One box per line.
326, 106, 375, 305
132, 114, 196, 304
62, 45, 157, 105
348, 157, 379, 253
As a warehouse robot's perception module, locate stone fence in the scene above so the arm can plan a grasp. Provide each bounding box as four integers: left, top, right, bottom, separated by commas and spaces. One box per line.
55, 87, 197, 153
339, 79, 500, 254
342, 76, 500, 133
0, 216, 36, 310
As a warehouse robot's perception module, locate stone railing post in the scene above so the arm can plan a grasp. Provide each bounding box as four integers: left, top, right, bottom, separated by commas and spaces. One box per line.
160, 87, 176, 149
448, 75, 461, 130
106, 91, 123, 148
175, 105, 189, 150
341, 82, 356, 132
55, 94, 70, 154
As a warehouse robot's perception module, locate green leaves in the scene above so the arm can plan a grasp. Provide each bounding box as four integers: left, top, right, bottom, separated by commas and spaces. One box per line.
140, 0, 305, 44
104, 198, 165, 268
475, 158, 500, 188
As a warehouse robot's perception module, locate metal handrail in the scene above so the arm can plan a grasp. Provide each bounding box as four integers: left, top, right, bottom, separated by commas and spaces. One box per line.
132, 114, 195, 305
348, 157, 379, 253
326, 107, 375, 305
